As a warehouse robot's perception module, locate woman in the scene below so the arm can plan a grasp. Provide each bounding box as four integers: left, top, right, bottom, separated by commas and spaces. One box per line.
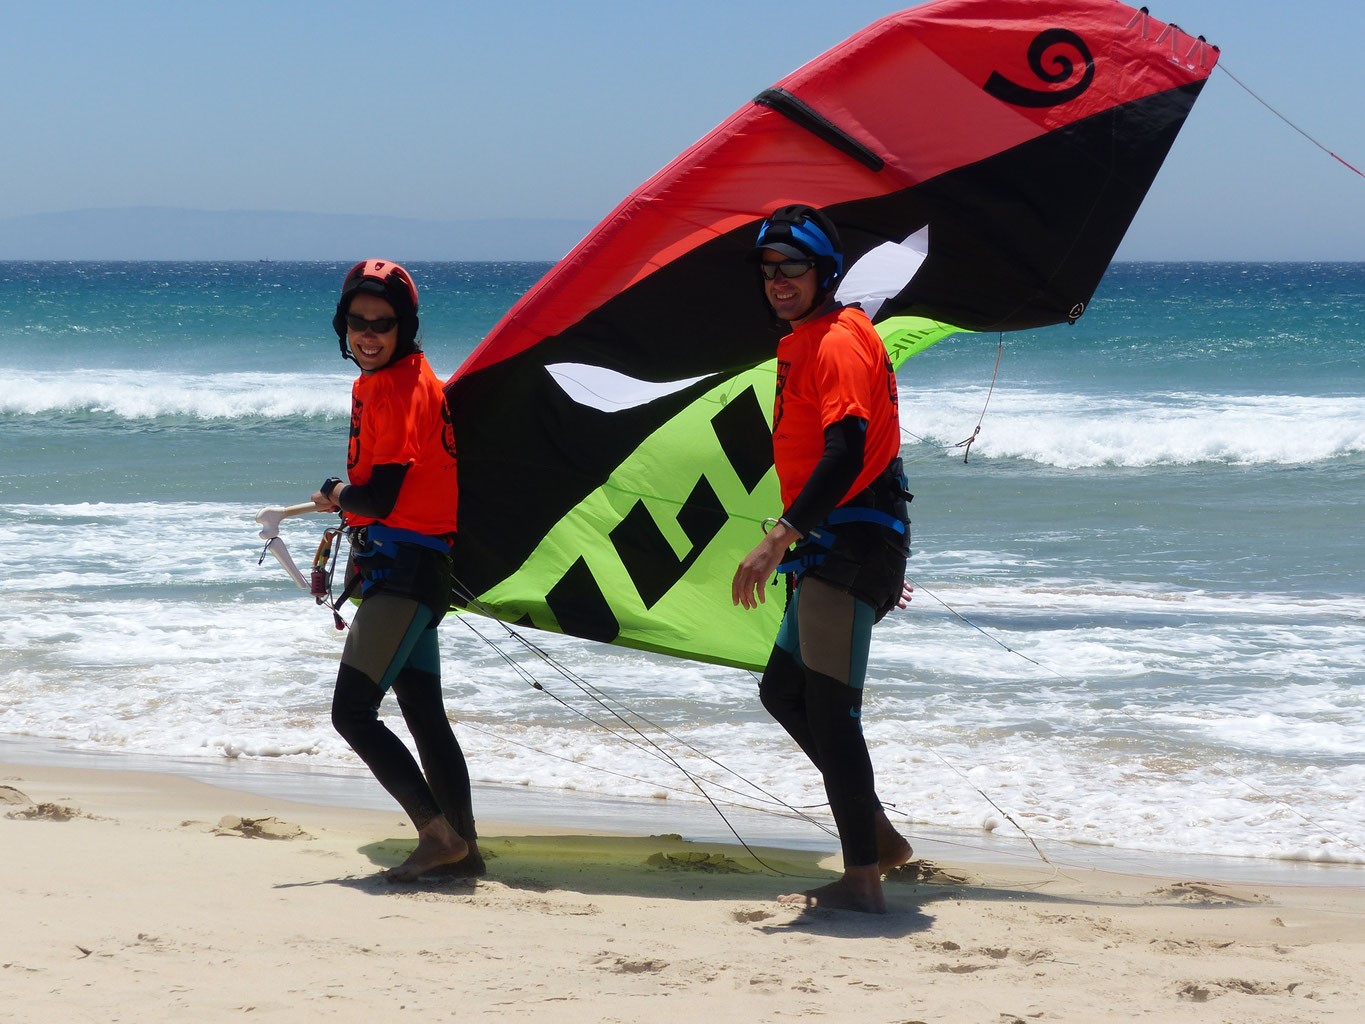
312, 259, 480, 881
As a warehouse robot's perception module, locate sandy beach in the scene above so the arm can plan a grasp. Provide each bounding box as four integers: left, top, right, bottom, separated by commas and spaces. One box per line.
2, 755, 1361, 1023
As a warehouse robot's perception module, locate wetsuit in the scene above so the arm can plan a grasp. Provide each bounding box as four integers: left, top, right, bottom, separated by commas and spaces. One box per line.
761, 304, 908, 869
327, 352, 476, 844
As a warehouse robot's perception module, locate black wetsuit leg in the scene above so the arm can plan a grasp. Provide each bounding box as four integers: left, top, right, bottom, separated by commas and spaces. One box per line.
758, 578, 880, 868
332, 661, 445, 829
389, 631, 477, 842
331, 592, 471, 834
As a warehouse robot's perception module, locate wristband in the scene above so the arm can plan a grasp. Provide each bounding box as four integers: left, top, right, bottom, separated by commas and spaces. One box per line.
320, 477, 344, 503
762, 516, 803, 539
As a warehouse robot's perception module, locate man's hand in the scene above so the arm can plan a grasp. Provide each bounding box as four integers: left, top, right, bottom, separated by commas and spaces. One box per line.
897, 579, 914, 610
732, 521, 800, 610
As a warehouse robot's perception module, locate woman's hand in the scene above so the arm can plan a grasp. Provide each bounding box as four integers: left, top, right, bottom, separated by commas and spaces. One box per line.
312, 477, 344, 512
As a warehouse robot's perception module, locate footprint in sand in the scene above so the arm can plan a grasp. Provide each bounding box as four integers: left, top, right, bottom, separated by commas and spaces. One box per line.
4, 783, 107, 821
731, 908, 775, 924
1153, 881, 1267, 906
591, 954, 668, 974
211, 815, 312, 840
5, 795, 93, 822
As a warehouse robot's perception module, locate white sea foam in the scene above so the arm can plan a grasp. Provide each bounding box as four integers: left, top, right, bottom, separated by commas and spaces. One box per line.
4, 367, 1364, 470
905, 387, 1365, 467
3, 501, 1362, 867
0, 370, 353, 420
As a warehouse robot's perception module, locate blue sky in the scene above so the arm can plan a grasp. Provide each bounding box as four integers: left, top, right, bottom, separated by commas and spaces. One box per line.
4, 0, 1362, 259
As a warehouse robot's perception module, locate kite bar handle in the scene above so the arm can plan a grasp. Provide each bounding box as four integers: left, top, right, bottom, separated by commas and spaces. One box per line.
254, 502, 322, 591
254, 502, 320, 541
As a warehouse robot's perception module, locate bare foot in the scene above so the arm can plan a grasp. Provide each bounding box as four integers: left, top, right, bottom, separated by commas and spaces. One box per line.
778, 863, 886, 914
384, 818, 469, 882
424, 840, 487, 878
875, 810, 913, 872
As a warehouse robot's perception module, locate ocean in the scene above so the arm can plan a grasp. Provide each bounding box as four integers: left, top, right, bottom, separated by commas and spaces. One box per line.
1, 260, 1362, 877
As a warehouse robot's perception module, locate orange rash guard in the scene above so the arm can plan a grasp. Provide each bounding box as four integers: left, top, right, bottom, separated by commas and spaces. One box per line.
772, 305, 900, 513
345, 352, 458, 537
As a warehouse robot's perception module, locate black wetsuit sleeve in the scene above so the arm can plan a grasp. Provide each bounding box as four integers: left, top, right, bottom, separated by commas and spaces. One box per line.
336, 462, 409, 519
782, 416, 866, 537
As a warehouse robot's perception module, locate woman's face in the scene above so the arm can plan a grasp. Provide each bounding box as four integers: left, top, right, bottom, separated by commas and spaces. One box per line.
346, 292, 400, 372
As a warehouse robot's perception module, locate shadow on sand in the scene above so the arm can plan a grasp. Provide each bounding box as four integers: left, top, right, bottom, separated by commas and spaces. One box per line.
281, 832, 966, 937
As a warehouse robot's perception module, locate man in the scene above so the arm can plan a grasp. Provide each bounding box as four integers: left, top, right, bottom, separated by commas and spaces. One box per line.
732, 205, 913, 913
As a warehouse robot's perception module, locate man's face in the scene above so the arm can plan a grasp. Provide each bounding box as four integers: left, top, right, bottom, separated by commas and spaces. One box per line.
760, 250, 818, 325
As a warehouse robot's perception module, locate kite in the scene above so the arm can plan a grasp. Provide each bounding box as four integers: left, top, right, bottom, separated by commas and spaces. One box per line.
443, 0, 1217, 670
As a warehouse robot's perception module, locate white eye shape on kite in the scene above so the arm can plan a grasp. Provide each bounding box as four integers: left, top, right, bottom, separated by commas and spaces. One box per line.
836, 225, 930, 320
546, 363, 713, 413
546, 226, 928, 413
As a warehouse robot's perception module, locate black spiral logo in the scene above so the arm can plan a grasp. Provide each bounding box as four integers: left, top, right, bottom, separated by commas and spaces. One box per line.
984, 28, 1095, 109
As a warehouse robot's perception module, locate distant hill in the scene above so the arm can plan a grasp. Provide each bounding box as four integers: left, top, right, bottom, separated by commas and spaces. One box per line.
0, 207, 594, 261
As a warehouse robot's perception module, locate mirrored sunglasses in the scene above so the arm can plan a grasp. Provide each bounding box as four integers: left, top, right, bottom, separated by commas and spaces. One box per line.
346, 313, 399, 334
759, 259, 815, 280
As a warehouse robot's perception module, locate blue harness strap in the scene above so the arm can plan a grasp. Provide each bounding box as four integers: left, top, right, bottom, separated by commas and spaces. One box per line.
348, 524, 452, 595
826, 506, 907, 533
776, 456, 912, 577
776, 507, 906, 575
356, 523, 453, 554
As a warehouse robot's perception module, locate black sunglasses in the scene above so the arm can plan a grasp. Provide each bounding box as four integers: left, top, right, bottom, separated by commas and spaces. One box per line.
759, 259, 815, 280
346, 313, 399, 334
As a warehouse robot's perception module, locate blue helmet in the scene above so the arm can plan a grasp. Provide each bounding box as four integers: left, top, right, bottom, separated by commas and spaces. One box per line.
749, 204, 844, 290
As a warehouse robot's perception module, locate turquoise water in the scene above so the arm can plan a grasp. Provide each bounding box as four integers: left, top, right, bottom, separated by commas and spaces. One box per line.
1, 260, 1362, 869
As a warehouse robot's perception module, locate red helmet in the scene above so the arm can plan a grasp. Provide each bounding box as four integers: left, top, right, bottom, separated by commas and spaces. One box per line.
332, 259, 421, 362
